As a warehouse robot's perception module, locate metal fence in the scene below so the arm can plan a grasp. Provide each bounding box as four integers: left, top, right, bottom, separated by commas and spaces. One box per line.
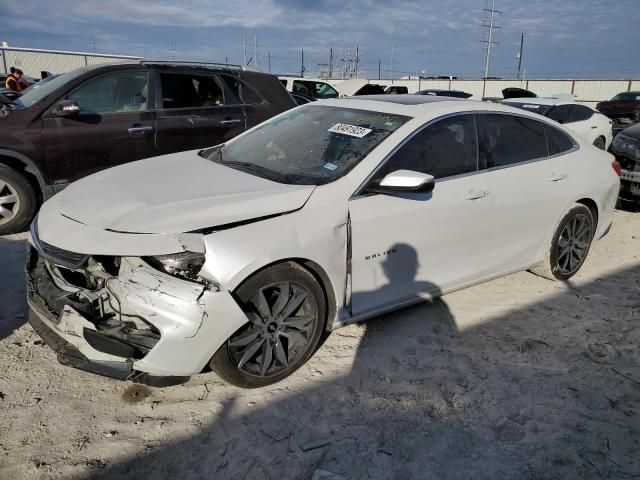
0, 46, 141, 78
329, 78, 639, 107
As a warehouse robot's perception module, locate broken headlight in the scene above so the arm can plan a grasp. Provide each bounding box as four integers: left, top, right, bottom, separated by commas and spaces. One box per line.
144, 252, 206, 281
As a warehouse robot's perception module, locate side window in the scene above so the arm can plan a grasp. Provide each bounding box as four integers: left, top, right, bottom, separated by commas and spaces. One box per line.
375, 114, 478, 181
219, 75, 260, 104
160, 73, 228, 109
545, 124, 575, 155
570, 105, 594, 122
546, 105, 571, 124
314, 82, 339, 99
479, 114, 548, 168
68, 71, 149, 114
292, 80, 315, 97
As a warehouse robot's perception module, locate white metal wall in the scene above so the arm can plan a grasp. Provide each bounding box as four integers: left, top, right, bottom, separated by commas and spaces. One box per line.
0, 47, 140, 78
327, 77, 638, 106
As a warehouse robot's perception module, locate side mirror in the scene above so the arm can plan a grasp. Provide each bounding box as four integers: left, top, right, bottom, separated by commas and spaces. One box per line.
53, 100, 80, 117
366, 169, 435, 195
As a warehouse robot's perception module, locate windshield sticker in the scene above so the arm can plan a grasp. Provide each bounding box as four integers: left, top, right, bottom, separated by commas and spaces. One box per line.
328, 123, 372, 138
324, 162, 338, 171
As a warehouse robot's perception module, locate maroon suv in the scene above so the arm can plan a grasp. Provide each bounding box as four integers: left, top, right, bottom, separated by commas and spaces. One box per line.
0, 61, 295, 234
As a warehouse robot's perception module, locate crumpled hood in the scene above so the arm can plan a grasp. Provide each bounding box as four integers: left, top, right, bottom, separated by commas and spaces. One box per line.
57, 150, 315, 234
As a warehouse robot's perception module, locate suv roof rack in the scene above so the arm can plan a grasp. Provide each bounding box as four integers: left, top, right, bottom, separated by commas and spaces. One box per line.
139, 59, 243, 69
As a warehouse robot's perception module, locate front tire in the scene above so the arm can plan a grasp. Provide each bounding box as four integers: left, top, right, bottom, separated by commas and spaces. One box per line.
0, 164, 37, 236
210, 262, 327, 388
530, 203, 594, 281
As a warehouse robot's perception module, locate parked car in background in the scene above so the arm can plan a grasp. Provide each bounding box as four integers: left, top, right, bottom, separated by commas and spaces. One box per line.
503, 97, 612, 150
27, 95, 619, 387
279, 76, 339, 99
611, 123, 640, 204
596, 91, 640, 132
290, 92, 317, 105
0, 61, 295, 235
384, 85, 408, 95
415, 89, 472, 98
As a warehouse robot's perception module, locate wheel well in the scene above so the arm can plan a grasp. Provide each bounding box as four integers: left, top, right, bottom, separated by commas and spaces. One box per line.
576, 198, 599, 229
234, 258, 338, 331
0, 155, 43, 205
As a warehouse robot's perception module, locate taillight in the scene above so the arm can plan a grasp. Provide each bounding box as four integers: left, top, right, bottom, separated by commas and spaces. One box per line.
612, 160, 622, 177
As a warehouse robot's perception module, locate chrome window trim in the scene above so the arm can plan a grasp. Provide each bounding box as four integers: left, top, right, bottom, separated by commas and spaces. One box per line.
351, 110, 580, 199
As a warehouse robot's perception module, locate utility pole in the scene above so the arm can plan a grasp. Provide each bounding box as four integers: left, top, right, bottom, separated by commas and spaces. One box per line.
389, 45, 394, 79
355, 45, 359, 78
254, 35, 258, 69
329, 47, 333, 79
378, 58, 381, 79
267, 51, 272, 73
301, 48, 305, 77
517, 32, 524, 80
225, 56, 229, 65
90, 33, 97, 53
243, 35, 247, 66
481, 0, 501, 78
169, 38, 175, 59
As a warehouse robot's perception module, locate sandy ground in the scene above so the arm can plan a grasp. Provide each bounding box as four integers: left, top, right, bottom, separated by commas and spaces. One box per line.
0, 209, 639, 480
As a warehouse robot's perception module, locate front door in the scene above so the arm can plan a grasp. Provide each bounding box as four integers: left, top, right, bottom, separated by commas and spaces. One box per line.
43, 69, 156, 184
349, 114, 493, 317
154, 71, 246, 155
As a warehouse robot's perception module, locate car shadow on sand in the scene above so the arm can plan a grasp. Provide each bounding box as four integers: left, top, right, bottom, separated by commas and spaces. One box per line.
0, 234, 28, 341
81, 242, 640, 480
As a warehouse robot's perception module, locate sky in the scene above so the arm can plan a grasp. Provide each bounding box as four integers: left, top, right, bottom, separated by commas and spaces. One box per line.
1, 0, 639, 79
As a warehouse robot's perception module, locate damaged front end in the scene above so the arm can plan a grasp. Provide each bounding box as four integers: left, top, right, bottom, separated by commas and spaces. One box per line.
26, 224, 250, 380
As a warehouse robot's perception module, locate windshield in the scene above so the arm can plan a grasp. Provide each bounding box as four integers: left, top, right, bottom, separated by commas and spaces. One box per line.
200, 105, 409, 185
504, 102, 553, 116
14, 68, 87, 108
611, 92, 640, 102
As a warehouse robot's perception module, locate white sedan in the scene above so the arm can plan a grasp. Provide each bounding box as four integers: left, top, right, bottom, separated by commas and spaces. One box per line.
503, 97, 613, 150
27, 96, 620, 387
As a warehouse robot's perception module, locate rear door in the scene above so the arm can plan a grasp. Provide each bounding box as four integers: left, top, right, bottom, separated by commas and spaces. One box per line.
477, 113, 576, 271
42, 69, 156, 184
154, 70, 245, 155
567, 105, 598, 143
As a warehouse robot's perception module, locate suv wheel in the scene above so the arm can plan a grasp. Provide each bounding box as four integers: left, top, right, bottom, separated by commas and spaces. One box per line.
530, 203, 594, 281
0, 164, 37, 235
210, 262, 326, 388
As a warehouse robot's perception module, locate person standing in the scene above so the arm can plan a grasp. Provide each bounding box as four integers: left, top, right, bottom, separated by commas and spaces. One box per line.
4, 68, 23, 92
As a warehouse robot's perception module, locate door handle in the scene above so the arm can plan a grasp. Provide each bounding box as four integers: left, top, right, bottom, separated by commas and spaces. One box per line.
591, 126, 598, 129
465, 189, 489, 200
128, 125, 154, 134
220, 119, 242, 126
549, 172, 568, 182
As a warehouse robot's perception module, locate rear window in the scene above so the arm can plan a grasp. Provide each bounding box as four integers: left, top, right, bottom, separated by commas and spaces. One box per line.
545, 125, 576, 155
504, 102, 553, 116
479, 114, 548, 168
611, 92, 640, 101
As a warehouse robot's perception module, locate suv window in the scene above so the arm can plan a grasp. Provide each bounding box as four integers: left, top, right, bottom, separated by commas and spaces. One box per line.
67, 71, 149, 114
375, 114, 478, 180
545, 124, 575, 155
569, 105, 594, 122
161, 73, 231, 109
292, 80, 338, 99
546, 105, 571, 124
478, 114, 548, 168
220, 75, 263, 104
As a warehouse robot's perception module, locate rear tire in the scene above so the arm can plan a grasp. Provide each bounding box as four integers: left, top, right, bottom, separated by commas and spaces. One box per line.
210, 262, 327, 388
593, 136, 606, 150
530, 203, 594, 281
0, 164, 37, 236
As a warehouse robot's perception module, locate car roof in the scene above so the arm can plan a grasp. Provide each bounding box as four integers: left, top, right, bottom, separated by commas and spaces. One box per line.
314, 96, 532, 119
503, 97, 577, 106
